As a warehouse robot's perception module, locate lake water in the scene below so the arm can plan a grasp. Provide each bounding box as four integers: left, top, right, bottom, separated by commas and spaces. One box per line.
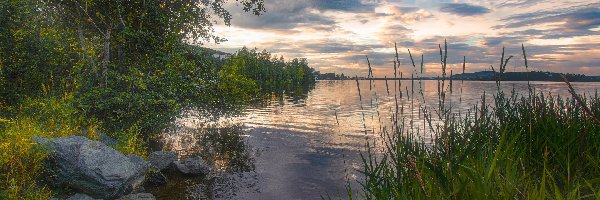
148, 80, 600, 199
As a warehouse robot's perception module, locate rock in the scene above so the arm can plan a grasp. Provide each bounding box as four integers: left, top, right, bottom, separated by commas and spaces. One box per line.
173, 157, 211, 175
36, 136, 147, 199
98, 132, 118, 147
117, 193, 156, 200
32, 136, 49, 145
66, 193, 100, 200
148, 151, 178, 171
127, 154, 148, 172
126, 154, 148, 193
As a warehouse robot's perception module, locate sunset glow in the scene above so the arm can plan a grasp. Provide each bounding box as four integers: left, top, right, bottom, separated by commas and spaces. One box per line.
206, 0, 600, 77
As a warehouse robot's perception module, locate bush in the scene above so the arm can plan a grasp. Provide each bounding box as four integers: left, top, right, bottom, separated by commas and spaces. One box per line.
113, 125, 148, 159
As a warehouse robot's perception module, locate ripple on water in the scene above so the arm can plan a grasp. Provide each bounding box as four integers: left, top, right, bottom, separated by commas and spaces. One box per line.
152, 80, 600, 199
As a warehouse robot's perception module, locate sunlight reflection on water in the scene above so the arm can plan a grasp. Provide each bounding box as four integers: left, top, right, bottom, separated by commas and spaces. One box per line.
152, 80, 600, 199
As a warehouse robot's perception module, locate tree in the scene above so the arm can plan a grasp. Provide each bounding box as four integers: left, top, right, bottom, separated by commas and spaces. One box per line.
33, 0, 266, 133
41, 0, 265, 86
0, 0, 80, 104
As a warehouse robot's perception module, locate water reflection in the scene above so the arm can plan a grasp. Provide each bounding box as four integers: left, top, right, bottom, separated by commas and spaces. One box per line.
145, 172, 210, 200
148, 120, 257, 199
151, 80, 600, 199
165, 124, 254, 172
252, 85, 313, 108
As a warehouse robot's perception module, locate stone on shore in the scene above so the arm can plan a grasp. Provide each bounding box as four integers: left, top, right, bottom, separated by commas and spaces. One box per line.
173, 157, 211, 175
35, 136, 147, 199
148, 151, 178, 171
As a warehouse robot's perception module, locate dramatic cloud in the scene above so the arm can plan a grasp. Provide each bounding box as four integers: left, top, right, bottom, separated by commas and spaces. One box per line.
227, 0, 336, 30
439, 3, 490, 16
205, 0, 600, 76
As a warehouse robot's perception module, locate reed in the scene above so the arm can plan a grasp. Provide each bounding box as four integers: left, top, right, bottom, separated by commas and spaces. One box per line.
348, 43, 600, 200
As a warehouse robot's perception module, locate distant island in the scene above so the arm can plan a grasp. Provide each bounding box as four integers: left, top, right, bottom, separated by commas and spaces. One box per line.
314, 72, 351, 80
450, 71, 600, 82
316, 71, 600, 82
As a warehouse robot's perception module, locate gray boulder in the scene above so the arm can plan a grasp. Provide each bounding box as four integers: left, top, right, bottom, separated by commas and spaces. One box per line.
148, 151, 178, 171
117, 193, 156, 200
126, 154, 148, 193
36, 136, 147, 199
127, 154, 148, 172
173, 157, 211, 175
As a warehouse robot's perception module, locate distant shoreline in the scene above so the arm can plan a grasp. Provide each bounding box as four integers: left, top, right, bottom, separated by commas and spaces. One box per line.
316, 71, 600, 82
316, 78, 600, 82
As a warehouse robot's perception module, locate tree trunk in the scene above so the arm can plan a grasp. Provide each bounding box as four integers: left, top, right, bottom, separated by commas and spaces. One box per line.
102, 27, 111, 87
78, 24, 97, 78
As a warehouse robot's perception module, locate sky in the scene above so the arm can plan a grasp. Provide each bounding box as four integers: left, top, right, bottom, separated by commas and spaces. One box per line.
205, 0, 600, 77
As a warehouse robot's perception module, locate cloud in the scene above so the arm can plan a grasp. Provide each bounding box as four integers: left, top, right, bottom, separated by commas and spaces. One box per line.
301, 41, 384, 54
209, 0, 600, 76
439, 3, 490, 16
513, 29, 544, 36
228, 0, 337, 30
497, 4, 600, 38
374, 6, 434, 44
496, 0, 543, 8
340, 53, 396, 70
482, 37, 526, 46
311, 0, 378, 12
226, 0, 388, 31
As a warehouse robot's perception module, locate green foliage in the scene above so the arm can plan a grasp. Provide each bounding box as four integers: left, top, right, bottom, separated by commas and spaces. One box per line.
218, 61, 258, 107
0, 119, 53, 200
113, 125, 148, 159
0, 0, 79, 104
0, 0, 266, 134
0, 0, 277, 135
75, 48, 195, 133
222, 47, 316, 95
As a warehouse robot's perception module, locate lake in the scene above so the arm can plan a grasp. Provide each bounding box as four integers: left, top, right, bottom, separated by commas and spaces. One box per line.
148, 80, 600, 199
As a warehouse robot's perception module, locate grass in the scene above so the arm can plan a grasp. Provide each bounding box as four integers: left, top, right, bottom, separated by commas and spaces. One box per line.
0, 94, 149, 199
113, 125, 149, 159
0, 118, 54, 199
348, 42, 600, 199
0, 95, 91, 199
